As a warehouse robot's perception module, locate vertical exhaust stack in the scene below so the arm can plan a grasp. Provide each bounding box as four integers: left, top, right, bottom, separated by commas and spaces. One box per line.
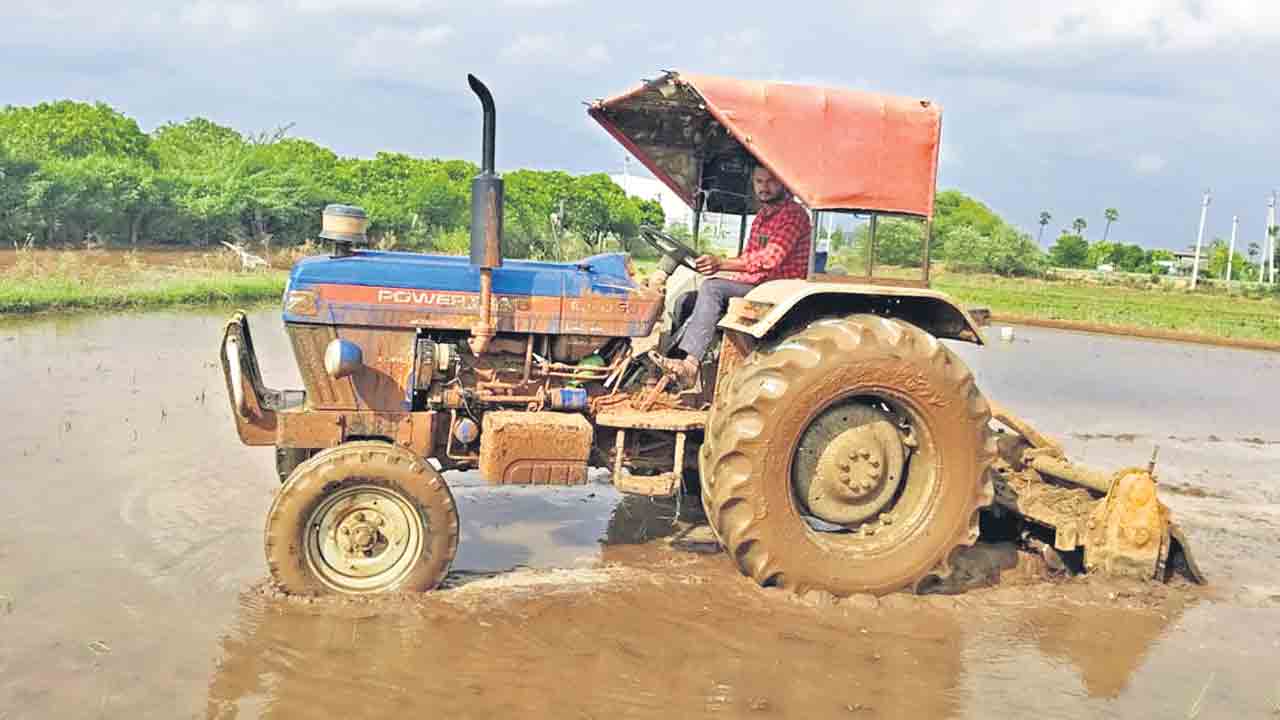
467, 74, 503, 355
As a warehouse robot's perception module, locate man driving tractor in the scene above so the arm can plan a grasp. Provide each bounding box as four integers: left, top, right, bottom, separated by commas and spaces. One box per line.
654, 164, 812, 385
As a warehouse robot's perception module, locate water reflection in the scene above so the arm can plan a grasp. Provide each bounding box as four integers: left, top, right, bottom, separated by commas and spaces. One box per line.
205, 579, 967, 719
203, 536, 1201, 720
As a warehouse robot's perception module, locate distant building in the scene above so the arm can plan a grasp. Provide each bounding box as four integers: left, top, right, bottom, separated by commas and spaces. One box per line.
1168, 250, 1201, 275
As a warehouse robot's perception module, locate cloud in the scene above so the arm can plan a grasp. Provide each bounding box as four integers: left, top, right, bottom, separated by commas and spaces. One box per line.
292, 0, 443, 12
919, 0, 1280, 53
1132, 153, 1167, 175
179, 1, 267, 34
502, 0, 577, 6
344, 24, 456, 76
500, 33, 609, 66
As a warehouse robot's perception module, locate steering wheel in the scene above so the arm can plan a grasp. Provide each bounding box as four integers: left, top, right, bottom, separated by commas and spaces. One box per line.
638, 225, 699, 272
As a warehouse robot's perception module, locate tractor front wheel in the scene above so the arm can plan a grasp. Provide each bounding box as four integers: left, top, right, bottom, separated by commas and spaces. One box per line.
265, 441, 459, 596
700, 315, 995, 596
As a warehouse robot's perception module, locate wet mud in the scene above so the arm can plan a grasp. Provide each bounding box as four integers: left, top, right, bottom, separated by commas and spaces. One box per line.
1, 313, 1278, 718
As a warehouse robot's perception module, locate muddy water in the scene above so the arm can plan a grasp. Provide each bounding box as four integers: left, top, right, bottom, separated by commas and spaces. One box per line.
1, 311, 1277, 719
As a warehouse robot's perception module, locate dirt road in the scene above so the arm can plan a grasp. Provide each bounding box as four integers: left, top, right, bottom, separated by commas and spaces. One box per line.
1, 311, 1277, 718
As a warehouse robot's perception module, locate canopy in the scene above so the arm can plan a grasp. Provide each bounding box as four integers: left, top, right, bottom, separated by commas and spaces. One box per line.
589, 72, 943, 219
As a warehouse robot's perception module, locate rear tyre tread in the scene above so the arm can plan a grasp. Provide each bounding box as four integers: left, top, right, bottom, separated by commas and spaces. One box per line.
701, 315, 995, 596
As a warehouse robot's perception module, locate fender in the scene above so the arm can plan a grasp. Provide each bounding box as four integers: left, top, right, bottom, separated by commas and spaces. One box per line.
718, 278, 985, 345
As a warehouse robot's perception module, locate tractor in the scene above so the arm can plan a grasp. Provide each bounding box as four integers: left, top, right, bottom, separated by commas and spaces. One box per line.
221, 72, 1203, 597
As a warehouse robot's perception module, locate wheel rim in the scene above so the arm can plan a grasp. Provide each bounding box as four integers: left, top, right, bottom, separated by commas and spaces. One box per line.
789, 393, 939, 553
304, 484, 426, 594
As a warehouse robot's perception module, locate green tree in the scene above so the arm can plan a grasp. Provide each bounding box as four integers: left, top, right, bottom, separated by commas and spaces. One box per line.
1111, 243, 1148, 273
152, 118, 249, 245
1037, 210, 1051, 245
503, 168, 575, 259
848, 218, 925, 267
1049, 234, 1090, 268
1072, 217, 1087, 240
636, 198, 664, 230
0, 101, 159, 245
1207, 238, 1249, 281
0, 146, 40, 242
564, 173, 639, 254
1101, 208, 1119, 241
0, 101, 151, 160
1087, 240, 1116, 268
331, 152, 474, 251
1148, 249, 1174, 274
943, 225, 1044, 276
933, 189, 1005, 259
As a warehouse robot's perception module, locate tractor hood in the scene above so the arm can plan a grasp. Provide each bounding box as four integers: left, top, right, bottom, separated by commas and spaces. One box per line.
282, 250, 662, 337
589, 71, 942, 218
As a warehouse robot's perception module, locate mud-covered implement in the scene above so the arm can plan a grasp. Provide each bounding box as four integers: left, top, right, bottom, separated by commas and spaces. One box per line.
220, 71, 1204, 598
989, 405, 1204, 584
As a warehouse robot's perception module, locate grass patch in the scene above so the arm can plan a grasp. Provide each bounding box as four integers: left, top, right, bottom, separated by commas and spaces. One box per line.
0, 247, 288, 315
932, 272, 1280, 344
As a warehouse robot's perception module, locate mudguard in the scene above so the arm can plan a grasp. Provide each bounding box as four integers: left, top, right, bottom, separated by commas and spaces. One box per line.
718, 279, 985, 345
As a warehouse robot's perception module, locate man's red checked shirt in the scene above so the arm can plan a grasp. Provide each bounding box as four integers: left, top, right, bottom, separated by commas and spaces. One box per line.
727, 199, 813, 285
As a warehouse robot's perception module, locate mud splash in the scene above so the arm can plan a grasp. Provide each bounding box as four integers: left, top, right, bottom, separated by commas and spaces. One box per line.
1, 311, 1278, 718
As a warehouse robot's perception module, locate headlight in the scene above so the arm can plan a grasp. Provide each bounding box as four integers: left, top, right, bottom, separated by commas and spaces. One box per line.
324, 338, 363, 379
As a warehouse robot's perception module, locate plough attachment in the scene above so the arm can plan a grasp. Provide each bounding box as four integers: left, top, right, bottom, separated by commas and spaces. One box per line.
988, 404, 1205, 584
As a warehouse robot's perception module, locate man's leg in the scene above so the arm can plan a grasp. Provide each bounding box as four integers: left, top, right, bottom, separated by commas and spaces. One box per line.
657, 278, 754, 383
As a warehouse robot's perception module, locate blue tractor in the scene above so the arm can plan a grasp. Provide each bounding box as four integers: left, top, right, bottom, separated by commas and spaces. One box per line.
222, 73, 1202, 598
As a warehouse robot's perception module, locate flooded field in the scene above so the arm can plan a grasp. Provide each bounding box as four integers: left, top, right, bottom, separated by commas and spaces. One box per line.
1, 311, 1278, 719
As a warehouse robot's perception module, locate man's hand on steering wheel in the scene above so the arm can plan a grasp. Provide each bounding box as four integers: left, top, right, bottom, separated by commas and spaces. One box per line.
693, 255, 722, 275
638, 225, 699, 272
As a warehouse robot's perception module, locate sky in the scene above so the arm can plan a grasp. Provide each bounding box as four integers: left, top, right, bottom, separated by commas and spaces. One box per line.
3, 0, 1279, 251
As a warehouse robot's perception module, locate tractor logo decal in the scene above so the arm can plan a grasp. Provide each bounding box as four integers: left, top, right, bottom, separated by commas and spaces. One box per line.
374, 289, 481, 309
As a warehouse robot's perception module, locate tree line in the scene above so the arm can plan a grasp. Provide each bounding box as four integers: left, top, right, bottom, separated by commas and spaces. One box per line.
1039, 208, 1277, 280
17, 99, 1252, 281
0, 100, 663, 259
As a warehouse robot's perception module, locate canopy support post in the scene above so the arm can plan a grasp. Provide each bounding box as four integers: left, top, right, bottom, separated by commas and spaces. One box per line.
866, 213, 878, 278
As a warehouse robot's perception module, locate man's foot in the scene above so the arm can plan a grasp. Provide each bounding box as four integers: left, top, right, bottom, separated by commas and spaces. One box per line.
650, 353, 700, 388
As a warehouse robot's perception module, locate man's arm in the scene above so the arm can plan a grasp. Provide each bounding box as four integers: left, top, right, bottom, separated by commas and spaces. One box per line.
694, 207, 810, 275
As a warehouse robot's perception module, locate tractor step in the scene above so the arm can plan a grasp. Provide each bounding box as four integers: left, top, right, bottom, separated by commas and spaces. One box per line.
595, 408, 706, 431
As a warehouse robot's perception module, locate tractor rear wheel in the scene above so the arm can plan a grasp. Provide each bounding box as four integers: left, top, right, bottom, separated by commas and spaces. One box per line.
700, 315, 995, 596
265, 441, 459, 596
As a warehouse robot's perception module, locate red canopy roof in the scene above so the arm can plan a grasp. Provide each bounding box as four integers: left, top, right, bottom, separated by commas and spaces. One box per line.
590, 72, 943, 218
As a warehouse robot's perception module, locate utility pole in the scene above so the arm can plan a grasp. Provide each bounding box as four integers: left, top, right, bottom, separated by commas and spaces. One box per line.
1191, 190, 1211, 289
1267, 192, 1277, 284
1227, 215, 1238, 284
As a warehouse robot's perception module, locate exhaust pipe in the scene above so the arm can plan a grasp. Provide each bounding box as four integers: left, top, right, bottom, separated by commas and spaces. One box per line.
466, 74, 503, 354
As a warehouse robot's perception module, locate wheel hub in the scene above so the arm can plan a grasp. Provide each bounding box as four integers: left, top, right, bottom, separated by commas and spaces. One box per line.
311, 489, 419, 582
794, 405, 907, 526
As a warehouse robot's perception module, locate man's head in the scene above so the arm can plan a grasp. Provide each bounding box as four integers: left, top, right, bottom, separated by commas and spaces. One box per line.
751, 165, 789, 206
